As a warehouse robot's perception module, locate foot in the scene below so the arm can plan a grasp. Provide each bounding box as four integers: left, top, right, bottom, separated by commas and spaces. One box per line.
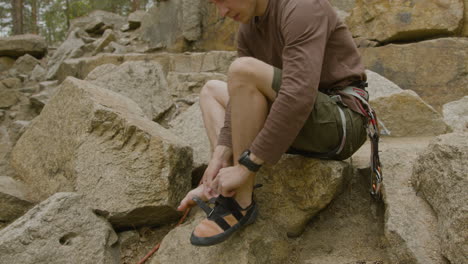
191, 195, 258, 246
177, 185, 209, 212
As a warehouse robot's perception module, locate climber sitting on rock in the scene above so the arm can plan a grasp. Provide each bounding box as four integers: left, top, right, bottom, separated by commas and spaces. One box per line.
177, 0, 369, 246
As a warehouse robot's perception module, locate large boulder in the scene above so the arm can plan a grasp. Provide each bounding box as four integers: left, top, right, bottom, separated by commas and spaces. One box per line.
10, 77, 192, 229
366, 70, 450, 137
347, 0, 464, 43
127, 10, 146, 30
193, 0, 239, 51
85, 60, 172, 121
152, 156, 350, 263
0, 192, 119, 264
0, 34, 47, 59
140, 0, 201, 52
140, 0, 237, 52
169, 101, 210, 169
443, 96, 468, 132
361, 38, 468, 111
353, 137, 445, 263
0, 176, 33, 223
412, 133, 468, 264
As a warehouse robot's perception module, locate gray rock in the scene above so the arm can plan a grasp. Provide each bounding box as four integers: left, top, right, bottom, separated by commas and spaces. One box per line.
0, 57, 15, 72
413, 133, 468, 264
1, 77, 21, 89
30, 64, 46, 82
353, 137, 445, 264
0, 34, 47, 59
70, 10, 126, 36
443, 96, 468, 132
347, 0, 464, 43
0, 192, 119, 264
46, 28, 86, 80
0, 176, 33, 222
329, 0, 355, 12
361, 38, 468, 112
0, 90, 19, 108
140, 0, 201, 51
92, 29, 117, 55
11, 54, 40, 76
167, 71, 227, 98
11, 77, 192, 229
85, 61, 173, 121
366, 71, 450, 137
152, 156, 350, 263
8, 120, 31, 143
128, 10, 146, 30
169, 101, 210, 168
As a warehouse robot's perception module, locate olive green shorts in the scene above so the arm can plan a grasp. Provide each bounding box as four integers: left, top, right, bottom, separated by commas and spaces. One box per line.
272, 67, 367, 160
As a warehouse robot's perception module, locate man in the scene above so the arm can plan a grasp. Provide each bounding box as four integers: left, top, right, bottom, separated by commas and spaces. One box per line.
177, 0, 368, 246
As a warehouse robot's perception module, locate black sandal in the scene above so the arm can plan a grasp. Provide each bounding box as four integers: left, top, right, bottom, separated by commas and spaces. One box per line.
190, 194, 259, 246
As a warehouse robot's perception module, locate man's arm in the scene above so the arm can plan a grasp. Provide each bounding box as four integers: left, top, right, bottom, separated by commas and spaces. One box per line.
249, 0, 333, 164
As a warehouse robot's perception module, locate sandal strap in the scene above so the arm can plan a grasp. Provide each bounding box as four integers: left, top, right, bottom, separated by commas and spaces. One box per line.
192, 196, 214, 216
215, 195, 244, 222
212, 214, 231, 231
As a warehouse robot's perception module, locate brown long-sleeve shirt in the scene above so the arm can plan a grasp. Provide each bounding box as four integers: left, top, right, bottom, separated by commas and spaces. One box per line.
217, 0, 366, 164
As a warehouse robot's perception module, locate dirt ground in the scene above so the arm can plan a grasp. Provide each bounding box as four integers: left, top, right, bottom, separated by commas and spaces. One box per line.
287, 166, 390, 264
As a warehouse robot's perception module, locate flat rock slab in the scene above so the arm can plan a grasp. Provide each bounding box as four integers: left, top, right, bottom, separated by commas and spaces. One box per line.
347, 0, 464, 43
412, 133, 468, 264
352, 137, 445, 264
11, 77, 193, 229
0, 34, 47, 59
0, 192, 119, 264
362, 38, 468, 111
0, 176, 34, 222
152, 156, 350, 264
55, 51, 236, 83
86, 60, 172, 121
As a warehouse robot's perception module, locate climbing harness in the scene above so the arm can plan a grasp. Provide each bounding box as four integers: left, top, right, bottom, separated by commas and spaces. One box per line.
341, 84, 384, 200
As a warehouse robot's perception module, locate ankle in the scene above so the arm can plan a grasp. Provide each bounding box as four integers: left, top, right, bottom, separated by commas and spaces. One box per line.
234, 194, 253, 209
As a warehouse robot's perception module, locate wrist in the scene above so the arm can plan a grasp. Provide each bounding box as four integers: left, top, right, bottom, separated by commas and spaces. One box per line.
238, 150, 262, 173
212, 145, 233, 162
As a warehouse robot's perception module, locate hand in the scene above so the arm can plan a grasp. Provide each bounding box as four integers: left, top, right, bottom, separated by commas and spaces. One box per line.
211, 165, 252, 197
202, 146, 233, 197
177, 184, 207, 211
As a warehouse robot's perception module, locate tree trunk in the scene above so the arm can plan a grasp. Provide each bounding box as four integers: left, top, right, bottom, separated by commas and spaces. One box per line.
12, 0, 24, 35
65, 0, 70, 30
31, 0, 38, 34
131, 0, 140, 12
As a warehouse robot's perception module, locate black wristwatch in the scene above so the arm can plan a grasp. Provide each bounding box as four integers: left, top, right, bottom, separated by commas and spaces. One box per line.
238, 150, 262, 172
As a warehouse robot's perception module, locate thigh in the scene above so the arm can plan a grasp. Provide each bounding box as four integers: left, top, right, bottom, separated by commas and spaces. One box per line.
229, 57, 278, 103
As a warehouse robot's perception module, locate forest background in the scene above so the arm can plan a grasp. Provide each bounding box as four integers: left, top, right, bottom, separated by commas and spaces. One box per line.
1, 0, 154, 44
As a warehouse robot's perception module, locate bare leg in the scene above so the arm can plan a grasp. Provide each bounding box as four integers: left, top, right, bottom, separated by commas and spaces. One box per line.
199, 80, 229, 153
227, 57, 277, 207
177, 80, 231, 211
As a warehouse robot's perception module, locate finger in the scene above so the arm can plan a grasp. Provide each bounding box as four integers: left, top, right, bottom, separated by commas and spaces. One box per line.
177, 197, 193, 211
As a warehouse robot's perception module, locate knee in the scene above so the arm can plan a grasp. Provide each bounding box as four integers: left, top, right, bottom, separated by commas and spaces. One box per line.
228, 57, 257, 79
227, 57, 258, 95
200, 80, 220, 101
